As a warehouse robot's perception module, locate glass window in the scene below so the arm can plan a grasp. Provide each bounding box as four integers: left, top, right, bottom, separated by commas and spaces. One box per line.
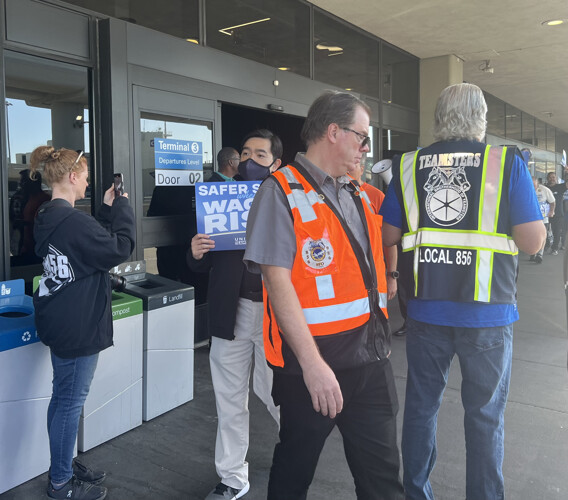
504, 104, 521, 142
381, 44, 419, 109
62, 0, 200, 42
314, 10, 379, 98
521, 112, 535, 145
4, 51, 90, 284
535, 119, 546, 150
140, 112, 213, 216
382, 129, 419, 158
546, 123, 556, 153
533, 161, 546, 182
206, 0, 310, 77
485, 93, 505, 137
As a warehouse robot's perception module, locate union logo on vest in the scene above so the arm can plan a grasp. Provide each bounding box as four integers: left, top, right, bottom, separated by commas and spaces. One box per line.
424, 166, 470, 226
302, 238, 334, 270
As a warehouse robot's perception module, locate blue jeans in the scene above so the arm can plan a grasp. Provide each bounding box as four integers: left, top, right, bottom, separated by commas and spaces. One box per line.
48, 351, 99, 485
402, 318, 513, 500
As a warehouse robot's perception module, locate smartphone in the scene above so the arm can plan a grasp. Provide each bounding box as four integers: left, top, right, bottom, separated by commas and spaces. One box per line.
113, 173, 124, 196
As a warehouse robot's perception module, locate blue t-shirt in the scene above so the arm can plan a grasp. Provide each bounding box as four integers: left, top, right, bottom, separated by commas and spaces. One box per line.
380, 145, 542, 327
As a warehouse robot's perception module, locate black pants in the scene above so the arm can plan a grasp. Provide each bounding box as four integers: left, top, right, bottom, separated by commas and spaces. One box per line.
268, 360, 405, 500
550, 215, 564, 251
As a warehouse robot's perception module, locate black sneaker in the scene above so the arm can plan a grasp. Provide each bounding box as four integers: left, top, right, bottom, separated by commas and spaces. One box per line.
48, 460, 106, 486
393, 325, 407, 336
72, 460, 107, 485
535, 254, 543, 264
204, 481, 250, 500
46, 476, 107, 500
529, 255, 535, 261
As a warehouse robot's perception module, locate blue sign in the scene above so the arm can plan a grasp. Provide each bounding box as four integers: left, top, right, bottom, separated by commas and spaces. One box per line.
154, 138, 204, 186
195, 181, 261, 251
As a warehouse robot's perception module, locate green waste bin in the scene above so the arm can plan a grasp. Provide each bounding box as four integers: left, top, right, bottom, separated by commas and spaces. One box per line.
78, 291, 143, 451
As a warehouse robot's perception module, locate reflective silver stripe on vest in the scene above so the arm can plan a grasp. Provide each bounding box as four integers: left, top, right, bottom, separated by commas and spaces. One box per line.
479, 146, 505, 233
302, 297, 370, 325
475, 249, 493, 302
315, 275, 335, 300
280, 167, 323, 223
379, 292, 388, 309
358, 189, 372, 211
401, 151, 420, 234
402, 230, 517, 253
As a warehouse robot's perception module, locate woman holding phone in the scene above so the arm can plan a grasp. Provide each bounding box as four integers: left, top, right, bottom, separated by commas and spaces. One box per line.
30, 146, 135, 500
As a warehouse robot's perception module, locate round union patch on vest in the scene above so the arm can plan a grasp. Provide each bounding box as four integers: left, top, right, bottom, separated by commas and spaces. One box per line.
426, 185, 468, 226
302, 238, 334, 269
424, 166, 470, 227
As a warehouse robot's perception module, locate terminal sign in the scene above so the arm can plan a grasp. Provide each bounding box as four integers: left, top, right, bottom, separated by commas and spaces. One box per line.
154, 138, 203, 186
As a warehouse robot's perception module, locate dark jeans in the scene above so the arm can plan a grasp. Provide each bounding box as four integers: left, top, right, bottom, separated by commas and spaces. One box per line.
268, 360, 405, 500
402, 319, 513, 500
48, 352, 99, 485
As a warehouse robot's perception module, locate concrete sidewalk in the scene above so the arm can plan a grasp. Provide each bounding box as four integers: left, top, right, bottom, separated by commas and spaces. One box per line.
3, 253, 567, 499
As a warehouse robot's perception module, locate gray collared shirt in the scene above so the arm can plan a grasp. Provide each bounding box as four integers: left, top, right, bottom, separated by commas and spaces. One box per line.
244, 153, 369, 273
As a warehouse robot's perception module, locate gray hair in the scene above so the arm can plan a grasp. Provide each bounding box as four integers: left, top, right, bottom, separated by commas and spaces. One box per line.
433, 83, 487, 142
301, 90, 371, 147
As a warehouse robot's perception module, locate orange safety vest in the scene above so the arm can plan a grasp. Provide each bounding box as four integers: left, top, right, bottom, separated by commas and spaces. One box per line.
264, 164, 388, 368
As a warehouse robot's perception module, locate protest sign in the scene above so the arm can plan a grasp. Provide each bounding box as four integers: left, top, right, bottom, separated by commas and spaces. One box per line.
195, 181, 260, 251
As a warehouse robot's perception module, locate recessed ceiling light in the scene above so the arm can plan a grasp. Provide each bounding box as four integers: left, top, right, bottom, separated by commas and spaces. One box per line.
278, 67, 290, 71
185, 38, 199, 44
542, 19, 565, 26
345, 88, 353, 91
219, 18, 271, 36
316, 44, 343, 52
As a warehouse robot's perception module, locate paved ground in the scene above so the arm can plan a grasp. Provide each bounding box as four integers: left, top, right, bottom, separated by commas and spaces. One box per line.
2, 252, 568, 499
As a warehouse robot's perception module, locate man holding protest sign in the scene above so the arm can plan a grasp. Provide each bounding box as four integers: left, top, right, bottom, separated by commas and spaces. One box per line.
244, 92, 404, 499
188, 130, 282, 500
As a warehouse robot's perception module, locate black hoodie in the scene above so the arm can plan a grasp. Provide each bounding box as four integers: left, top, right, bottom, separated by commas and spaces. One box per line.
33, 197, 136, 358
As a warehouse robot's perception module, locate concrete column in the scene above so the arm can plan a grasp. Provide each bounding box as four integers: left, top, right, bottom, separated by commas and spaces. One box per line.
419, 55, 463, 147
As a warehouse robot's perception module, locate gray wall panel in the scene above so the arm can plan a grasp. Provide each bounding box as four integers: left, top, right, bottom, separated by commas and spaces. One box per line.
128, 65, 311, 119
5, 0, 90, 60
382, 103, 419, 134
125, 23, 277, 99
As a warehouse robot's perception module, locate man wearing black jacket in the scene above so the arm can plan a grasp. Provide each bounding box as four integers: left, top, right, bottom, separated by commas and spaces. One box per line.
188, 130, 281, 500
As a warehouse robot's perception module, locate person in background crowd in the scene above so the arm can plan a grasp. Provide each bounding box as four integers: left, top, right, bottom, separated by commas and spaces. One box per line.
546, 171, 566, 255
530, 176, 555, 263
188, 130, 281, 500
381, 83, 546, 500
349, 157, 398, 301
245, 91, 405, 500
209, 147, 240, 182
31, 146, 135, 500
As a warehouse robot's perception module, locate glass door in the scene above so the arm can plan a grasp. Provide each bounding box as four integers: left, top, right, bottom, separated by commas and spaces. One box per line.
3, 51, 91, 288
133, 86, 216, 302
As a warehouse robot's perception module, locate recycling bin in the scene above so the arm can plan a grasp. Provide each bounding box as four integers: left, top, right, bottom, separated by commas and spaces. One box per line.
78, 291, 143, 451
0, 279, 51, 494
113, 260, 194, 421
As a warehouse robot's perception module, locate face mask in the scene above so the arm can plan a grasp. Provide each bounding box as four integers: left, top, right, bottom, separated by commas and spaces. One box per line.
238, 158, 272, 181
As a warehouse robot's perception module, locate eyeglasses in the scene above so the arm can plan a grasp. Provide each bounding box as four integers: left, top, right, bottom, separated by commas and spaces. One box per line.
73, 150, 84, 166
342, 128, 371, 148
